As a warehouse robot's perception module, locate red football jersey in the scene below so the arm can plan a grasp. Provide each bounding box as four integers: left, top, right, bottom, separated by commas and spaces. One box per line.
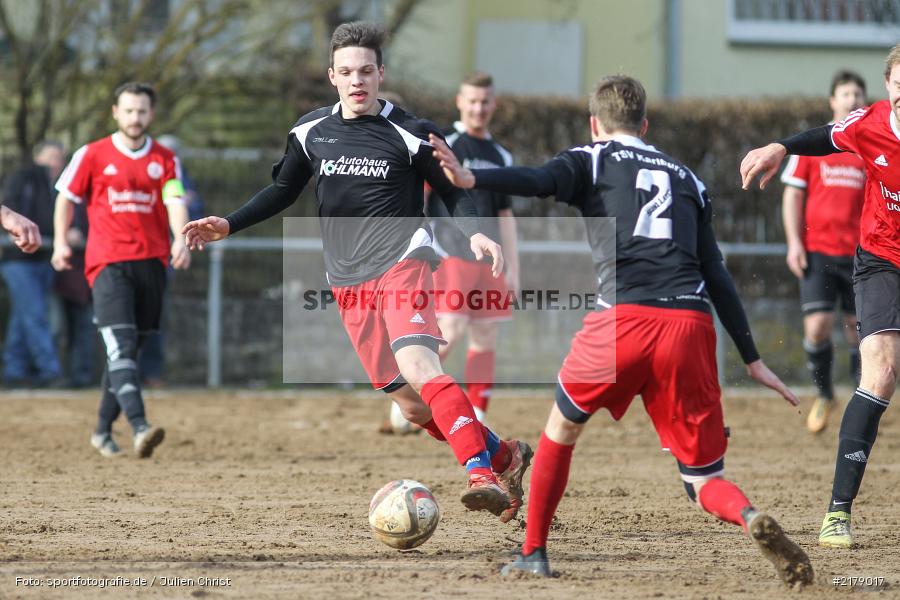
831, 100, 900, 268
56, 134, 183, 285
781, 152, 864, 256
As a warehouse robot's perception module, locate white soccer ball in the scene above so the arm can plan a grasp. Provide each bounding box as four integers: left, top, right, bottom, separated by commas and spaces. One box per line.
389, 401, 415, 434
368, 479, 440, 549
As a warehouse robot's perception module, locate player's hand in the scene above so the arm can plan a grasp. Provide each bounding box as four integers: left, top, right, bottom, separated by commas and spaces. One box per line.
785, 242, 807, 279
182, 216, 230, 251
0, 206, 41, 254
51, 242, 72, 271
746, 359, 799, 407
429, 134, 475, 189
170, 237, 191, 270
470, 233, 504, 278
740, 143, 787, 190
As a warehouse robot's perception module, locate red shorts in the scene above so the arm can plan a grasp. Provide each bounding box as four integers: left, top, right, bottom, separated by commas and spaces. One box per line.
334, 260, 446, 390
557, 304, 726, 467
432, 256, 513, 322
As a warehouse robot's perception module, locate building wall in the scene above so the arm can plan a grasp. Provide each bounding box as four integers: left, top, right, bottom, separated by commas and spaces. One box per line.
678, 0, 890, 99
391, 0, 666, 99
390, 0, 893, 101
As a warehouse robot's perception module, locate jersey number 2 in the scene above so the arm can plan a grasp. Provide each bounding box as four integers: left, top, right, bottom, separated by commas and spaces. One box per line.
632, 169, 673, 240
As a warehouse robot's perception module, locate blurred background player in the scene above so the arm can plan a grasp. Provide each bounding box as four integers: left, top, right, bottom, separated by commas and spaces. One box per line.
0, 141, 65, 388
428, 71, 518, 424
433, 75, 812, 587
183, 22, 532, 522
741, 44, 900, 550
780, 70, 867, 433
53, 82, 191, 459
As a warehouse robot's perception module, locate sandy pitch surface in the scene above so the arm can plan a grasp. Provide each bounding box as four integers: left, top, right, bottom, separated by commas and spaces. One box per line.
1, 388, 898, 599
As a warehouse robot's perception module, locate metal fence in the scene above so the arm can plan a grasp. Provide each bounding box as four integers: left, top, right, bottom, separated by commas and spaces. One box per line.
204, 238, 789, 387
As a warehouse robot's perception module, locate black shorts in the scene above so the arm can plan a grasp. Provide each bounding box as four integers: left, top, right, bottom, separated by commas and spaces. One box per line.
800, 251, 855, 315
93, 259, 167, 332
854, 248, 900, 341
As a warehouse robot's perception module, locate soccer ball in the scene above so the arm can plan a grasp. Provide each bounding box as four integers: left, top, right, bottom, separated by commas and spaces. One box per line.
368, 479, 440, 549
389, 401, 415, 434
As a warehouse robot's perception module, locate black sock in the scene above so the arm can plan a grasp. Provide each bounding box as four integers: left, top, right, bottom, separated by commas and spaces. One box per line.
804, 339, 834, 400
849, 347, 861, 386
95, 366, 121, 435
828, 388, 889, 513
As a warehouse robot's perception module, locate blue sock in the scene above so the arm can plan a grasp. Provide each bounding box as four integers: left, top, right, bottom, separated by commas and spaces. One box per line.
465, 451, 492, 473
485, 428, 501, 457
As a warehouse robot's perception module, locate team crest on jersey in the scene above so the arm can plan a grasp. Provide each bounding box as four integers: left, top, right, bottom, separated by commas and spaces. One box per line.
147, 161, 164, 179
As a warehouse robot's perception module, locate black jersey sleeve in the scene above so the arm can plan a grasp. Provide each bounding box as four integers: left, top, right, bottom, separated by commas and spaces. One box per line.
696, 199, 760, 364
776, 124, 837, 156
472, 165, 557, 196
413, 120, 480, 238
472, 150, 590, 205
225, 135, 313, 235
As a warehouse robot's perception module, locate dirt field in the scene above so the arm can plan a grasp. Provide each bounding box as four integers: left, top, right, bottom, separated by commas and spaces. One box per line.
1, 387, 898, 599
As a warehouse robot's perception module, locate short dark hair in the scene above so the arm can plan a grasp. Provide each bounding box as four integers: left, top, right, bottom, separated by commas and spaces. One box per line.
330, 21, 385, 67
589, 75, 646, 134
114, 81, 157, 107
461, 71, 493, 88
830, 70, 866, 96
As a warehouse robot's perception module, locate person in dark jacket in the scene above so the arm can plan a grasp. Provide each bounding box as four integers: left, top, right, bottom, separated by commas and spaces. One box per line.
1, 141, 65, 386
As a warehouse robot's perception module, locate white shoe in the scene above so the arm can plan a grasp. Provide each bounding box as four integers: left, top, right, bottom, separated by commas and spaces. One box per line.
90, 432, 123, 458
133, 425, 165, 458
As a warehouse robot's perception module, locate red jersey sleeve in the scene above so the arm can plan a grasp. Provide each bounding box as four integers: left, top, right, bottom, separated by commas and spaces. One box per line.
55, 144, 92, 204
831, 106, 869, 154
780, 154, 810, 189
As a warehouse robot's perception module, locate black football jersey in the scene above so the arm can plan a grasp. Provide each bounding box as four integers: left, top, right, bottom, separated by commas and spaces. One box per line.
427, 122, 513, 261
272, 100, 476, 286
544, 135, 721, 306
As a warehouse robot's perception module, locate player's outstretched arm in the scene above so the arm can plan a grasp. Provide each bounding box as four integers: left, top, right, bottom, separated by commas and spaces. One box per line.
746, 360, 799, 407
741, 124, 838, 190
183, 216, 230, 251
1, 205, 41, 254
429, 134, 475, 188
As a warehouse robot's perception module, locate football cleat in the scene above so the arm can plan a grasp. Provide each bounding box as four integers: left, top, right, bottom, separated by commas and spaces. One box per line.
496, 439, 534, 523
745, 510, 814, 587
806, 397, 835, 434
460, 472, 509, 516
501, 548, 552, 578
819, 510, 853, 548
133, 425, 165, 458
90, 432, 123, 458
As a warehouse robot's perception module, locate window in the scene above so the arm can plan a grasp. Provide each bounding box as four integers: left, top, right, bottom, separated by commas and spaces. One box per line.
728, 0, 900, 47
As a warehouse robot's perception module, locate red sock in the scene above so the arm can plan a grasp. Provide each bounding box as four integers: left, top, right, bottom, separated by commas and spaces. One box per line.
464, 350, 495, 413
420, 375, 486, 465
419, 419, 445, 441
522, 433, 575, 556
490, 437, 511, 473
697, 478, 753, 530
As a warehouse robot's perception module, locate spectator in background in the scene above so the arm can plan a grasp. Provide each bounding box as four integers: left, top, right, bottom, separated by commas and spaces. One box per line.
54, 200, 96, 388
1, 141, 65, 387
138, 134, 204, 387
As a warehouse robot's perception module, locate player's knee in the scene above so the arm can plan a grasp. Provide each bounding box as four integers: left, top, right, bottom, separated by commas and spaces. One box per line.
677, 458, 725, 504
99, 325, 138, 361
